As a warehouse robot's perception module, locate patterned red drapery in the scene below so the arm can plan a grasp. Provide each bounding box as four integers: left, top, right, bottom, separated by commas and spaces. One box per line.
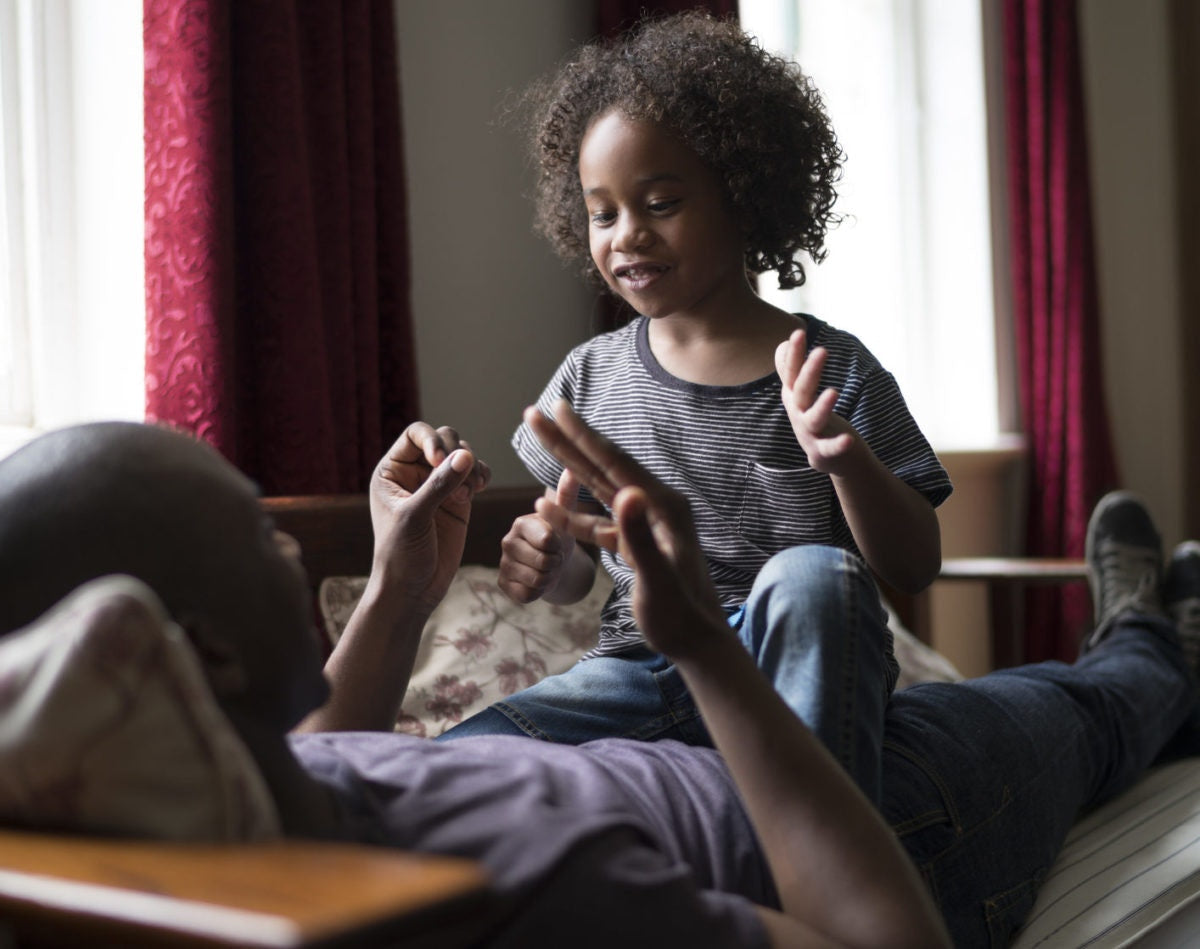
1003, 0, 1120, 661
143, 0, 417, 495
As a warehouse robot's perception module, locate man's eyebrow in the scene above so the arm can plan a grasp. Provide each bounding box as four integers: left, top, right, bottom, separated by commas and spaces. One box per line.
583, 172, 685, 197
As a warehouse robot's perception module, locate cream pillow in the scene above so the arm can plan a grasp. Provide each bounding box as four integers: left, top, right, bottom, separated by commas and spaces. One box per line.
320, 566, 611, 737
0, 575, 280, 840
320, 566, 961, 737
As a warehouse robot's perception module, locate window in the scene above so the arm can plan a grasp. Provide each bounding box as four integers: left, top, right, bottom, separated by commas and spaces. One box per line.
0, 0, 143, 458
739, 0, 1003, 448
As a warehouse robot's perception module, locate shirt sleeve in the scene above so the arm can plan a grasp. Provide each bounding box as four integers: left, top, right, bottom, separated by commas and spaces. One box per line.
511, 349, 604, 504
848, 365, 954, 508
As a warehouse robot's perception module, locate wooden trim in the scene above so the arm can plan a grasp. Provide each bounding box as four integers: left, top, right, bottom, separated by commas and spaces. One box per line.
0, 831, 489, 948
263, 485, 542, 594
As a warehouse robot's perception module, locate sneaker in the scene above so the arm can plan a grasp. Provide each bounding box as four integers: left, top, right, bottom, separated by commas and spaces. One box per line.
1164, 541, 1200, 674
1083, 491, 1164, 650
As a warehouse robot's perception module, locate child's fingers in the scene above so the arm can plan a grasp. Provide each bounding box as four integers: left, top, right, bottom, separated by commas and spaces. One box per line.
793, 344, 828, 409
774, 339, 794, 388
787, 328, 806, 388
797, 385, 840, 435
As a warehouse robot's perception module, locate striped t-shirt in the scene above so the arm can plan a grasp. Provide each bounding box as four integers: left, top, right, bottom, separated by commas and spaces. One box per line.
512, 314, 953, 657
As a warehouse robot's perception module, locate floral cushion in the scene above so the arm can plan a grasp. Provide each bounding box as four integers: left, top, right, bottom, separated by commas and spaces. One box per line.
319, 566, 961, 737
319, 566, 612, 737
0, 575, 280, 840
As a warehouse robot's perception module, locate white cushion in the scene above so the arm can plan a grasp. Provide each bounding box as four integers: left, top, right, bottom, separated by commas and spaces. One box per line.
321, 566, 961, 735
0, 575, 280, 841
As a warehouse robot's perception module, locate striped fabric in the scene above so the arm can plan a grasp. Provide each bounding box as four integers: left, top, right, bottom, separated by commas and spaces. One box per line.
512, 314, 952, 657
1012, 758, 1200, 948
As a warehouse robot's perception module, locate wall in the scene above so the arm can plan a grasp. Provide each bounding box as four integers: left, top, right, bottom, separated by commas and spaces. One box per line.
1079, 0, 1185, 551
394, 1, 596, 486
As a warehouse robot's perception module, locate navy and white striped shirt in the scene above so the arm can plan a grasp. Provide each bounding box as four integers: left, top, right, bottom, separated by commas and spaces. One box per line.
513, 315, 953, 657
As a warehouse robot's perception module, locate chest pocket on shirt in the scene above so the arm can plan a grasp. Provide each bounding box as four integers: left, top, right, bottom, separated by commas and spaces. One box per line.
737, 462, 835, 554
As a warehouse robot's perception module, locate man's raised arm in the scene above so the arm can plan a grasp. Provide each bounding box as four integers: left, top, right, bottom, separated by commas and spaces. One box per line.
528, 400, 950, 949
296, 423, 490, 733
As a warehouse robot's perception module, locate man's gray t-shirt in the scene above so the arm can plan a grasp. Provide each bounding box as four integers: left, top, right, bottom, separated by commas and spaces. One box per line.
290, 732, 775, 947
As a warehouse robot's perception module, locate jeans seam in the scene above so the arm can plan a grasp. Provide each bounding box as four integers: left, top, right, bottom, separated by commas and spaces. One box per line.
489, 702, 553, 740
883, 737, 964, 834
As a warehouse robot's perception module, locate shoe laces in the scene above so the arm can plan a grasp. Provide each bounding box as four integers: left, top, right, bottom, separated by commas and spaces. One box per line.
1085, 541, 1162, 651
1094, 540, 1162, 621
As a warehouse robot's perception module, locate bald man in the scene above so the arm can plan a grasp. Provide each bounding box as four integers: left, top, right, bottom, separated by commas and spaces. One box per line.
1, 414, 1196, 948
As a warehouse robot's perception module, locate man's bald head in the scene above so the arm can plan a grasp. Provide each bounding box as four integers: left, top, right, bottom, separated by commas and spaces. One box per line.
0, 422, 246, 633
0, 422, 328, 729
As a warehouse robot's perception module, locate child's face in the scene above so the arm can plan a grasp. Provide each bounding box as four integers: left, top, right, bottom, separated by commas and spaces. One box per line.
578, 111, 747, 321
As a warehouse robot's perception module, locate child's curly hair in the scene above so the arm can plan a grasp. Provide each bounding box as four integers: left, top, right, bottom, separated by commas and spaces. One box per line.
519, 10, 843, 290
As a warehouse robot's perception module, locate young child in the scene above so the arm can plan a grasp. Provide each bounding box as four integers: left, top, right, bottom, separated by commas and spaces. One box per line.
439, 11, 953, 804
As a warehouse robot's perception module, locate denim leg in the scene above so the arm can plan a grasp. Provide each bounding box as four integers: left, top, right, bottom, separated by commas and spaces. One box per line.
881, 614, 1193, 947
435, 647, 710, 744
735, 545, 897, 805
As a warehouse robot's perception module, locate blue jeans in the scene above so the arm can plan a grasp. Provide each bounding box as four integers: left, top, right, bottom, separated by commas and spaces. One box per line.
438, 545, 899, 803
882, 613, 1195, 947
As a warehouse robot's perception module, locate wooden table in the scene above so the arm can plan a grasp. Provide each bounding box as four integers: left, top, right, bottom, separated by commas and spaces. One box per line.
935, 557, 1089, 668
0, 830, 491, 948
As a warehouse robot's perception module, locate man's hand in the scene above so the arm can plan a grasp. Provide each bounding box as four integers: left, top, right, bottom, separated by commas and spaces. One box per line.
527, 401, 725, 660
775, 328, 862, 475
370, 422, 490, 616
533, 403, 951, 947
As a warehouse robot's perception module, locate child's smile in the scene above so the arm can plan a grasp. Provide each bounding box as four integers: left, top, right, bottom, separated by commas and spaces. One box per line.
578, 110, 750, 323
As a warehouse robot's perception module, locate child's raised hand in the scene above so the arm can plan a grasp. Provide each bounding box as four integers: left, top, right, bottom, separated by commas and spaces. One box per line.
497, 467, 581, 603
775, 328, 860, 475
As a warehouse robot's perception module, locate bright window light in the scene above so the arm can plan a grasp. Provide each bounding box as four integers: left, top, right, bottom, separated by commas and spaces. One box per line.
739, 0, 1000, 449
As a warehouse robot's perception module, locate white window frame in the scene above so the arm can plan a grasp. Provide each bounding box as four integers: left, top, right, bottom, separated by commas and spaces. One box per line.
0, 0, 143, 459
739, 0, 1010, 449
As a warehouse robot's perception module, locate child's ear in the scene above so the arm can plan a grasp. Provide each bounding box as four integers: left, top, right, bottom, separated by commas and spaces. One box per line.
176, 612, 249, 697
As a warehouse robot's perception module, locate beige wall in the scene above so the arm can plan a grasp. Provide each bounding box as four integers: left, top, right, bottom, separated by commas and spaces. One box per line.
1079, 0, 1185, 551
395, 1, 595, 486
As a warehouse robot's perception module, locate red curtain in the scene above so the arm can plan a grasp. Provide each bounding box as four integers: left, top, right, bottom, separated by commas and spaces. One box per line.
144, 0, 417, 495
1003, 0, 1120, 661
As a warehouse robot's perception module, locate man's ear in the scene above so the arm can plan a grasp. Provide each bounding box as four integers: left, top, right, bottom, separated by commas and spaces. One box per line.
176, 612, 249, 697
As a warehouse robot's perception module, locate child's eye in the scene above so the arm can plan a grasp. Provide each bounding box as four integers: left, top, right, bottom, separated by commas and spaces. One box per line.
589, 210, 616, 226
648, 199, 679, 214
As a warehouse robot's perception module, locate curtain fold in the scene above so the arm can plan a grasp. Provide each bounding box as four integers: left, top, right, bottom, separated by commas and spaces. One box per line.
1003, 0, 1119, 662
144, 0, 417, 495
